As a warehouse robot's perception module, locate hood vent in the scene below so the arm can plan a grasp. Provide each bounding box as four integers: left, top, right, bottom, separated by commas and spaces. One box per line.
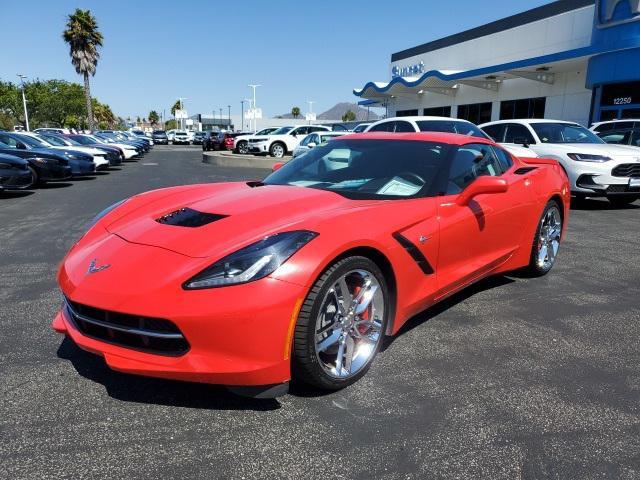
156, 208, 227, 228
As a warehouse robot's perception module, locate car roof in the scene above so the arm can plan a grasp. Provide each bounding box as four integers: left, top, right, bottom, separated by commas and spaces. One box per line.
480, 119, 578, 126
335, 131, 494, 145
373, 116, 472, 123
593, 119, 640, 125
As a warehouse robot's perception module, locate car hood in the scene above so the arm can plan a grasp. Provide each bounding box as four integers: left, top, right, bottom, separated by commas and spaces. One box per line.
536, 143, 640, 159
49, 146, 104, 156
104, 182, 353, 258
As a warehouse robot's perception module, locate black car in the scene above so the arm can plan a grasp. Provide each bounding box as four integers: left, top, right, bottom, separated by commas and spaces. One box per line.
0, 132, 95, 177
152, 130, 169, 145
192, 131, 207, 145
0, 135, 71, 185
0, 152, 33, 191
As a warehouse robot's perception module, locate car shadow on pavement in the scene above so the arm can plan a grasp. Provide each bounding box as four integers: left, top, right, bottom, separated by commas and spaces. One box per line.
381, 274, 515, 352
570, 197, 640, 210
38, 182, 73, 189
0, 190, 35, 198
56, 337, 281, 411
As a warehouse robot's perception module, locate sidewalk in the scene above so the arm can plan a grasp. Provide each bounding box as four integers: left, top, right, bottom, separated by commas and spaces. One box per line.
202, 150, 289, 169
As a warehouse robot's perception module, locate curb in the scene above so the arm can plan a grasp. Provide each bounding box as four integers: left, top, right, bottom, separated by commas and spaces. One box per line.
202, 151, 288, 169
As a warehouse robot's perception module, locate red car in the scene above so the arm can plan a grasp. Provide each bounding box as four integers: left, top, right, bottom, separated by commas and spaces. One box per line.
52, 132, 569, 397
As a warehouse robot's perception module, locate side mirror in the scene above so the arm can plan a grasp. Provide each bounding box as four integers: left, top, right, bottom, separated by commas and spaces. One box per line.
456, 176, 508, 206
272, 161, 285, 172
512, 137, 530, 147
307, 142, 317, 149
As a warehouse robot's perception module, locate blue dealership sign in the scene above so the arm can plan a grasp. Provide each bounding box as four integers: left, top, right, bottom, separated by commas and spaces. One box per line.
597, 0, 640, 27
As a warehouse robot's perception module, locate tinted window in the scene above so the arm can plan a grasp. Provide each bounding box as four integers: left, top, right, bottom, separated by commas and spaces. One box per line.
368, 121, 395, 132
499, 97, 546, 120
631, 130, 640, 147
531, 123, 604, 144
447, 143, 505, 194
416, 120, 488, 139
396, 109, 419, 117
504, 123, 536, 144
264, 139, 452, 200
423, 106, 451, 117
457, 102, 492, 124
598, 130, 631, 144
292, 127, 309, 136
394, 121, 415, 132
0, 134, 19, 148
493, 147, 514, 171
481, 123, 506, 142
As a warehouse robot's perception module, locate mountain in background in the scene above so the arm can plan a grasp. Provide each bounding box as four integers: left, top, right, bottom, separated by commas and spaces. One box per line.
274, 102, 380, 121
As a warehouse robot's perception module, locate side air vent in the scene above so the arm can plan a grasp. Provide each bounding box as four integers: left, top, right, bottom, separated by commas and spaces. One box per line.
156, 208, 227, 227
514, 167, 537, 175
392, 232, 434, 275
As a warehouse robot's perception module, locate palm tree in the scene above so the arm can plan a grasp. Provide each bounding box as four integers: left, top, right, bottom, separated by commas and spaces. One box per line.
148, 110, 160, 126
62, 9, 103, 130
291, 106, 301, 119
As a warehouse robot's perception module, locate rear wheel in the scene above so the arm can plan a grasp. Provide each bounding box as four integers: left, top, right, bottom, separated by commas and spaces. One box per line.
608, 195, 638, 207
270, 142, 285, 158
292, 256, 388, 390
524, 201, 562, 276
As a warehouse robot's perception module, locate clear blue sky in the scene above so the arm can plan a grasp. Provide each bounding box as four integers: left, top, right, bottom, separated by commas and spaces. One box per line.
0, 0, 549, 120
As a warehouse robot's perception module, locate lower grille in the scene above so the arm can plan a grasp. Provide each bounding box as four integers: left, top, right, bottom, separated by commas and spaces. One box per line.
612, 163, 640, 177
65, 299, 189, 356
607, 184, 630, 193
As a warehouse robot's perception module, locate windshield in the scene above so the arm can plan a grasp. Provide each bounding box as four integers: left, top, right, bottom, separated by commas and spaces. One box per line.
353, 125, 369, 132
71, 136, 92, 145
416, 120, 489, 139
530, 123, 604, 144
257, 128, 277, 135
38, 135, 66, 146
270, 127, 293, 135
264, 139, 451, 200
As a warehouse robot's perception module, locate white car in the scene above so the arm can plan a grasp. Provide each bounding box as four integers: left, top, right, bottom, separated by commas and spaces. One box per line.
480, 119, 640, 206
247, 125, 331, 158
22, 132, 110, 170
292, 131, 347, 158
85, 134, 139, 160
352, 122, 372, 133
166, 129, 176, 142
173, 130, 190, 145
129, 129, 154, 145
233, 128, 279, 154
590, 119, 640, 148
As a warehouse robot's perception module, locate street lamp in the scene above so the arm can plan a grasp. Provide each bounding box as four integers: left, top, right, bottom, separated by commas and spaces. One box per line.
219, 108, 223, 129
227, 105, 231, 131
248, 84, 261, 132
244, 98, 253, 131
17, 74, 29, 131
177, 97, 188, 130
240, 100, 245, 132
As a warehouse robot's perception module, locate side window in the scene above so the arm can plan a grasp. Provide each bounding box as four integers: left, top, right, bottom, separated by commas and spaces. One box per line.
631, 130, 640, 147
504, 124, 536, 144
493, 147, 514, 171
299, 134, 312, 147
598, 130, 631, 144
394, 121, 415, 133
293, 127, 309, 136
447, 144, 504, 194
310, 126, 328, 133
0, 134, 18, 148
368, 121, 394, 132
481, 124, 506, 142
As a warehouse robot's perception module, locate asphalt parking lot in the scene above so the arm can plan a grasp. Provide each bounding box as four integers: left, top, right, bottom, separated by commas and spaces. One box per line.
1, 145, 639, 479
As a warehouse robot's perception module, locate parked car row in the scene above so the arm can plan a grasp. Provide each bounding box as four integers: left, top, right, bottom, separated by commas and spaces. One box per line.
0, 129, 152, 194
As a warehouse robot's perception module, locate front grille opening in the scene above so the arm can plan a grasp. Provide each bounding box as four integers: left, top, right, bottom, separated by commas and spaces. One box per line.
65, 299, 189, 356
612, 163, 640, 178
156, 207, 227, 228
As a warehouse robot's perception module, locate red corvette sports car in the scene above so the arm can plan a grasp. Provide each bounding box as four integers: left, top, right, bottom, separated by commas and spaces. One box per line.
53, 132, 570, 397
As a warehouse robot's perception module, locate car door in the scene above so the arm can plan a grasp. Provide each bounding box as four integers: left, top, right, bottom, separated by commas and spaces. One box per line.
435, 143, 534, 299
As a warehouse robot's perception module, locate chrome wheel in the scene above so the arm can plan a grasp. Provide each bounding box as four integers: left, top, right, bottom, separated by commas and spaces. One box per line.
238, 141, 248, 154
271, 143, 285, 158
536, 206, 561, 270
314, 269, 385, 379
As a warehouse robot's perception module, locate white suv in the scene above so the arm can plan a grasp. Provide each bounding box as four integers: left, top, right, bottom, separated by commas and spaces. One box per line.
234, 127, 279, 154
480, 119, 640, 206
248, 125, 331, 158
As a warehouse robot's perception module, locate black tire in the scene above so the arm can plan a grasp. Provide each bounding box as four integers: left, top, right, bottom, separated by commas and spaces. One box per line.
292, 256, 389, 390
27, 166, 42, 186
523, 200, 562, 277
269, 142, 286, 158
607, 195, 638, 207
237, 141, 248, 155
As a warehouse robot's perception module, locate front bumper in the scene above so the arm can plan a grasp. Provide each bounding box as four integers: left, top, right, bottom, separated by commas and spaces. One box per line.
0, 168, 32, 189
69, 160, 97, 176
53, 239, 306, 386
249, 141, 269, 153
574, 173, 640, 197
34, 160, 72, 181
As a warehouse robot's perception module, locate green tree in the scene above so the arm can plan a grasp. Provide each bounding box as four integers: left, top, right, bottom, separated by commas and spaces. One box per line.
164, 119, 177, 130
148, 110, 159, 125
170, 100, 181, 116
342, 109, 356, 122
62, 8, 103, 130
291, 106, 301, 119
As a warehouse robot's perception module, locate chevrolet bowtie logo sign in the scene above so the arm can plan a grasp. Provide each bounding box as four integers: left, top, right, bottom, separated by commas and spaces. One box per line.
599, 0, 640, 26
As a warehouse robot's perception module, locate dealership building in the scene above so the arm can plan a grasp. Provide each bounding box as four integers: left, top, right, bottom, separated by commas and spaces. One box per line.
354, 0, 640, 127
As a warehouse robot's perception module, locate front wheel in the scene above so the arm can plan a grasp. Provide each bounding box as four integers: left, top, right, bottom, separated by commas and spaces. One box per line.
292, 256, 389, 390
608, 195, 638, 207
270, 142, 285, 158
237, 141, 248, 154
524, 200, 563, 277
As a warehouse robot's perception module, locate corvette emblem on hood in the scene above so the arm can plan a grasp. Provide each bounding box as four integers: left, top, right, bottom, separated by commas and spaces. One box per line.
86, 258, 110, 275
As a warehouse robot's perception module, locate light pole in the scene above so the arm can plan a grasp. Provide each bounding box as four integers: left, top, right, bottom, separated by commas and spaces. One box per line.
248, 84, 260, 132
177, 97, 188, 130
227, 105, 231, 131
219, 108, 223, 129
17, 74, 29, 131
241, 100, 245, 131
306, 100, 315, 125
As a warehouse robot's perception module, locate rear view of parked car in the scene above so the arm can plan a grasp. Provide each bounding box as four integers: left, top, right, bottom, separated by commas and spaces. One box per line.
152, 130, 169, 145
192, 131, 206, 145
173, 131, 190, 145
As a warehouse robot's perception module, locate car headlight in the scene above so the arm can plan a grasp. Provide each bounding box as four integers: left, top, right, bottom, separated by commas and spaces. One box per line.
567, 153, 612, 162
183, 230, 318, 289
87, 199, 128, 230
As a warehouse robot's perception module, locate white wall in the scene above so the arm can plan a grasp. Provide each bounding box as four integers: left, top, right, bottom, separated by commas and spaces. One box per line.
390, 5, 594, 76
